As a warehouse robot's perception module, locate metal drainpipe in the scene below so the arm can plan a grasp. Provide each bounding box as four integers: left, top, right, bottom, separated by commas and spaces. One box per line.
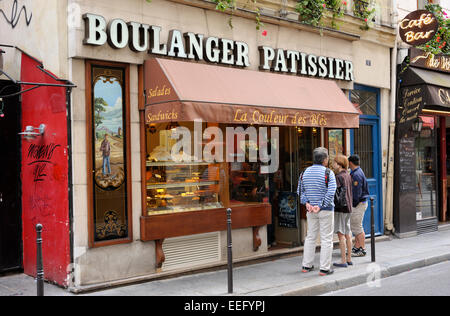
384, 0, 398, 233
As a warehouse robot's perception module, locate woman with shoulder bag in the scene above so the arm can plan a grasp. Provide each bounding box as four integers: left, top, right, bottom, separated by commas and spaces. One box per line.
332, 155, 354, 268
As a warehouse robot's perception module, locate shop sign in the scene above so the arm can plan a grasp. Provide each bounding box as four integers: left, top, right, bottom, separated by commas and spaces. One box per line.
399, 10, 439, 46
428, 85, 450, 108
145, 101, 356, 128
82, 13, 354, 82
397, 86, 425, 135
409, 48, 450, 74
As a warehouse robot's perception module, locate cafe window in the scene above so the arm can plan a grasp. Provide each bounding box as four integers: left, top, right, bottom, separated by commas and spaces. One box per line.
415, 116, 438, 220
86, 61, 132, 247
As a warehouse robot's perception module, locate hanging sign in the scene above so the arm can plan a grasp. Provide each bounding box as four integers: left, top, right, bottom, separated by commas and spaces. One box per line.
409, 48, 450, 74
399, 10, 439, 46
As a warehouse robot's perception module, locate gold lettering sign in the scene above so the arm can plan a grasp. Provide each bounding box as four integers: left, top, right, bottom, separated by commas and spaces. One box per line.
232, 109, 328, 127
410, 50, 450, 73
439, 89, 450, 106
146, 109, 179, 123
147, 85, 172, 102
399, 10, 439, 47
398, 87, 423, 124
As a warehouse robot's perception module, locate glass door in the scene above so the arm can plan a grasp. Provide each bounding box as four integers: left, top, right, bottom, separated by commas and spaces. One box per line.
415, 119, 438, 220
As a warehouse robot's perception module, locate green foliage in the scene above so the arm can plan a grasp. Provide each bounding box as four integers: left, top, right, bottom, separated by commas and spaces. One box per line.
352, 0, 376, 30
325, 0, 346, 29
213, 0, 263, 30
94, 97, 107, 129
416, 4, 449, 56
295, 0, 347, 30
295, 0, 326, 27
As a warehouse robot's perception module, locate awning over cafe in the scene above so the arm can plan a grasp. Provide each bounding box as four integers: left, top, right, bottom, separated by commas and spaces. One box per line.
401, 66, 450, 109
143, 58, 360, 128
397, 66, 450, 135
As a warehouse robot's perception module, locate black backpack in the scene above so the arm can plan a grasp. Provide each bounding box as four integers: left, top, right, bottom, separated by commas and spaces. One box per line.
334, 185, 348, 210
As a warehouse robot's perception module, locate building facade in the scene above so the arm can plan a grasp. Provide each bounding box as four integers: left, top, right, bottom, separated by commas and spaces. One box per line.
0, 0, 396, 288
393, 0, 450, 237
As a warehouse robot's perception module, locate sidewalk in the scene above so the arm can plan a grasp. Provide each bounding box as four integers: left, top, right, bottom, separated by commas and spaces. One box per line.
1, 228, 450, 296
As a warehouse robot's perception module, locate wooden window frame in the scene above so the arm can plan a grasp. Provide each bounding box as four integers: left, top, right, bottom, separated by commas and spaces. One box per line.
85, 60, 133, 248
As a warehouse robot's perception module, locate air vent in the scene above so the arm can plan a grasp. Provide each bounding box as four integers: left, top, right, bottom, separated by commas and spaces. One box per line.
162, 232, 221, 271
417, 218, 438, 235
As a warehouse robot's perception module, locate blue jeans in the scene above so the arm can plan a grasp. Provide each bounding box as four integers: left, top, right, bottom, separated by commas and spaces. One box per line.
102, 156, 111, 175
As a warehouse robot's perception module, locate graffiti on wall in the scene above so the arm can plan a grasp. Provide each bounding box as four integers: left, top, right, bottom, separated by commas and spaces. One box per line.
27, 143, 61, 183
0, 0, 32, 28
26, 142, 61, 223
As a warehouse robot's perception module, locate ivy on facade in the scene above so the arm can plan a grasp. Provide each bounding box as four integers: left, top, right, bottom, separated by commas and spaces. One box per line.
296, 0, 374, 31
352, 0, 376, 30
213, 0, 263, 30
417, 4, 449, 56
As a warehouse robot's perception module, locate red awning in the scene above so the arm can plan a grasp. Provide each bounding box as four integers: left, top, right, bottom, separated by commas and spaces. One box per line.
144, 58, 360, 128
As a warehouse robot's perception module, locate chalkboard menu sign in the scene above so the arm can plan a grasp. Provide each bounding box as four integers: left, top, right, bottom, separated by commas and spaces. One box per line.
278, 192, 298, 228
399, 136, 416, 193
397, 86, 425, 136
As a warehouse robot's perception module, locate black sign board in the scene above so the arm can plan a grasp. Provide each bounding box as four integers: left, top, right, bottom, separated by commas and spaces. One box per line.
278, 192, 298, 228
397, 86, 425, 136
398, 137, 416, 193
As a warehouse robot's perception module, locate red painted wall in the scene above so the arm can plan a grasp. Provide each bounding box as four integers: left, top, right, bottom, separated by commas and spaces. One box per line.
20, 54, 70, 287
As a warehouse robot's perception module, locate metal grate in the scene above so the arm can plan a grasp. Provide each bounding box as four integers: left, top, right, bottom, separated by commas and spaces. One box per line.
162, 232, 221, 271
353, 125, 374, 178
417, 218, 438, 235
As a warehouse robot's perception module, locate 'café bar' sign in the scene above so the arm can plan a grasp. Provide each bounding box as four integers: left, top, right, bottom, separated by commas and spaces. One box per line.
399, 10, 439, 46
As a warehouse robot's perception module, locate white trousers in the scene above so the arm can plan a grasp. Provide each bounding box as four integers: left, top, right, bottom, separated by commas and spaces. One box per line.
302, 211, 334, 271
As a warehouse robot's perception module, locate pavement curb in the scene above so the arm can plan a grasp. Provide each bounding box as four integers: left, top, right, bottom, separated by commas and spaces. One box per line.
269, 252, 450, 296
68, 236, 391, 294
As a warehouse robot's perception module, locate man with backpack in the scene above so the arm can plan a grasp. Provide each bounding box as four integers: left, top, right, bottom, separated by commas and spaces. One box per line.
297, 147, 337, 276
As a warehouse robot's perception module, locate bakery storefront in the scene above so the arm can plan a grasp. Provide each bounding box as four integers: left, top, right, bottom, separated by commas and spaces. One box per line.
139, 57, 359, 269
65, 1, 387, 289
394, 48, 450, 237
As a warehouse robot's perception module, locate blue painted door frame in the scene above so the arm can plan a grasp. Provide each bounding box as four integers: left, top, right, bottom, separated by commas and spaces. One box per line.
350, 85, 384, 237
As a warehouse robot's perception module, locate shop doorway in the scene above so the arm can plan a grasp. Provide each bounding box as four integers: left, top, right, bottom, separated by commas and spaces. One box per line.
350, 86, 383, 236
0, 80, 22, 273
268, 126, 320, 248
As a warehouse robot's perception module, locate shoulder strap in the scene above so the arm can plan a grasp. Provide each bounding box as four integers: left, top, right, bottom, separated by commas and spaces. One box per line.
325, 168, 331, 188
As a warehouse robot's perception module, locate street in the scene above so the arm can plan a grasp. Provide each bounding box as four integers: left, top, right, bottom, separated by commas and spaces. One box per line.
323, 261, 450, 296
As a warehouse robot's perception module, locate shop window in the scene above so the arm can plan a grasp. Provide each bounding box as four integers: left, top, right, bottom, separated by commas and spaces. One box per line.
228, 126, 270, 207
144, 123, 272, 215
351, 89, 378, 116
416, 117, 437, 220
145, 122, 226, 215
86, 61, 132, 246
297, 127, 321, 171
